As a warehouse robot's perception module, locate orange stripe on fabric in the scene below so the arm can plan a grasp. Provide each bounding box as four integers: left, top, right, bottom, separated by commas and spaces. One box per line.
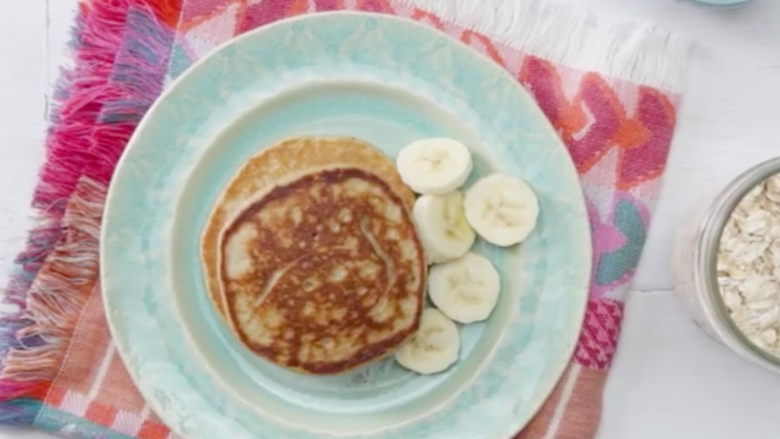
50, 286, 111, 396
411, 8, 445, 30
85, 401, 119, 427
45, 385, 67, 407
289, 0, 309, 15
138, 419, 171, 439
93, 350, 149, 413
461, 30, 506, 69
515, 364, 575, 438
142, 0, 184, 28
552, 367, 606, 439
357, 0, 393, 12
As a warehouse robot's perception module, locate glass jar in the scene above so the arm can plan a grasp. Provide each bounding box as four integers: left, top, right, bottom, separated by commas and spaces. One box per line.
673, 157, 780, 374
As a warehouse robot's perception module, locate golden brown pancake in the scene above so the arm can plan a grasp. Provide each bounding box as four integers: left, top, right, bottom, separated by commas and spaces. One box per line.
218, 167, 427, 374
201, 136, 415, 319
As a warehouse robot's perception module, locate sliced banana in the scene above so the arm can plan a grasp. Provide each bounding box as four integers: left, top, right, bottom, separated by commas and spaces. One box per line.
395, 138, 473, 195
395, 308, 460, 375
428, 252, 501, 324
412, 191, 476, 264
464, 173, 540, 247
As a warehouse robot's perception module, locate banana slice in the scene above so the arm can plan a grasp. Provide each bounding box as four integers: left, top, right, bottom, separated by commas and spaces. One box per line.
428, 252, 501, 324
395, 138, 473, 195
464, 173, 540, 247
412, 191, 476, 264
395, 308, 460, 375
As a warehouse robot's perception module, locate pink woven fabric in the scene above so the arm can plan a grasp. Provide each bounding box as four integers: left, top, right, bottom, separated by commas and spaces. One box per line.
0, 1, 687, 438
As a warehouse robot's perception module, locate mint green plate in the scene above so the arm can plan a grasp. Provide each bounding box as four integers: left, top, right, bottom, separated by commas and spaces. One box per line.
101, 12, 591, 439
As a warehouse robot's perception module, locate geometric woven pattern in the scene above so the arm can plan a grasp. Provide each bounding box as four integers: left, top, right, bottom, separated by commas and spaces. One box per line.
574, 299, 625, 370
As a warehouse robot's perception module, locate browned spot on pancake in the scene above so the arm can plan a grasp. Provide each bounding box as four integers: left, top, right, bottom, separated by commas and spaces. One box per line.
219, 168, 426, 375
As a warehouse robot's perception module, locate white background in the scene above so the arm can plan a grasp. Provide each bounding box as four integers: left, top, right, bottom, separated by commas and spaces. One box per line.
1, 0, 779, 438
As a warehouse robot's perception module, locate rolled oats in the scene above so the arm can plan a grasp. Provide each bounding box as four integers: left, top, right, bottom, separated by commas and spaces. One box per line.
718, 173, 780, 356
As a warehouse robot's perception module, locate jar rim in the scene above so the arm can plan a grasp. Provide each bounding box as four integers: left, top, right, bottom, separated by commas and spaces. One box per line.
684, 0, 755, 6
685, 0, 755, 6
697, 156, 780, 367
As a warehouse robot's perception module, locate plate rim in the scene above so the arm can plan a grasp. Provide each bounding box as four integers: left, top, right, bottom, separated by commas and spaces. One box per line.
100, 10, 592, 439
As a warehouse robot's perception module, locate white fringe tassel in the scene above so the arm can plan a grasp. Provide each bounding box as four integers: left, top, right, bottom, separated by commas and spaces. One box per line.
400, 0, 691, 94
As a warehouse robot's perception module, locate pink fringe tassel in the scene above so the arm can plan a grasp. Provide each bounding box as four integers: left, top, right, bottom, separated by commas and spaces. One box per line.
1, 0, 177, 407
34, 0, 133, 212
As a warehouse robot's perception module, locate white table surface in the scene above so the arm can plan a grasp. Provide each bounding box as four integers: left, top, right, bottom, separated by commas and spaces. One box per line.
1, 0, 779, 438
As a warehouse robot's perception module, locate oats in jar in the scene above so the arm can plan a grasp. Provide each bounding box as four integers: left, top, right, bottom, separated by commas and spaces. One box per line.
717, 173, 780, 354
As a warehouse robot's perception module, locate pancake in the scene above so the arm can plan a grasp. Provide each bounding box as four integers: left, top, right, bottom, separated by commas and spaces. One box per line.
218, 167, 427, 374
201, 136, 415, 320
